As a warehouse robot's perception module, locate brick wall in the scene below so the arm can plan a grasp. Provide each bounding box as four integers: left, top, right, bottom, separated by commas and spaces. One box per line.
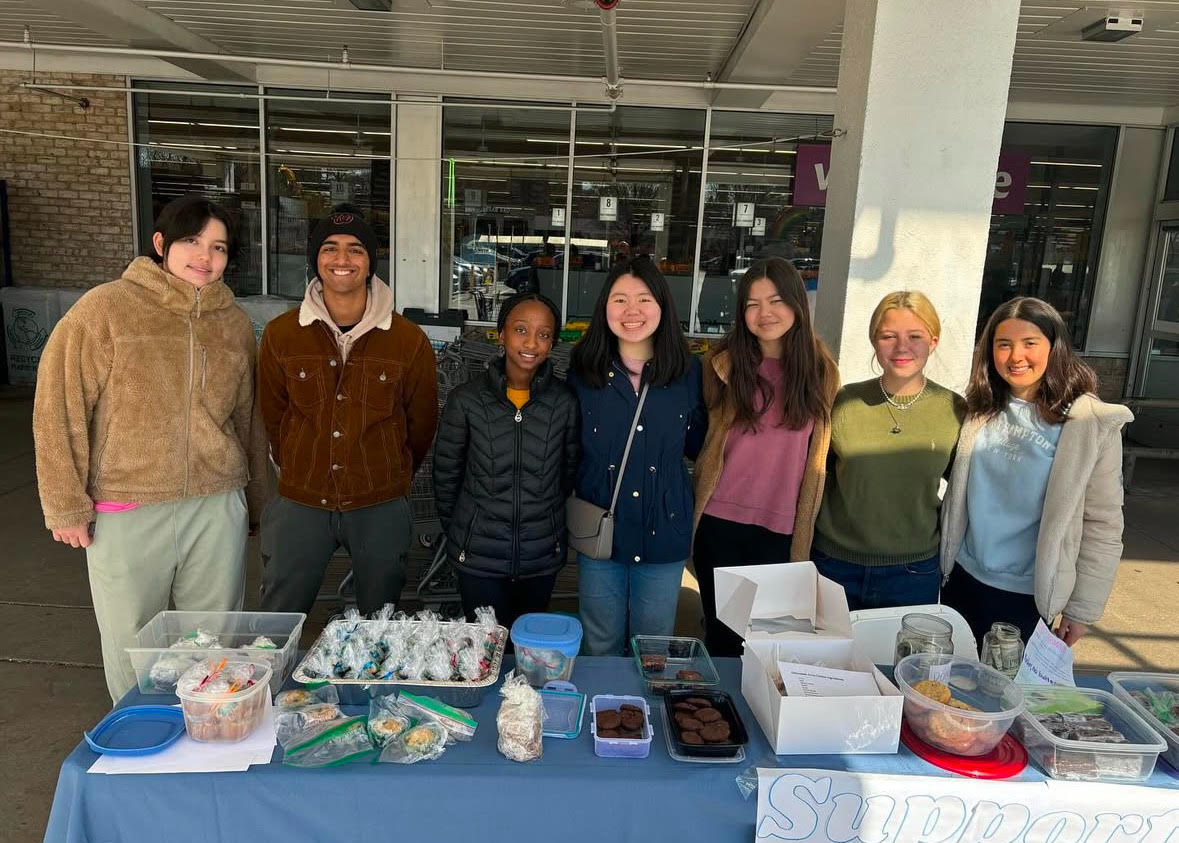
1082, 355, 1128, 403
0, 71, 133, 288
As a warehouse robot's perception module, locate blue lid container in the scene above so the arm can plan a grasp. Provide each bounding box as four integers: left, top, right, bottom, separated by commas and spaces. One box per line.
85, 705, 187, 756
510, 613, 583, 657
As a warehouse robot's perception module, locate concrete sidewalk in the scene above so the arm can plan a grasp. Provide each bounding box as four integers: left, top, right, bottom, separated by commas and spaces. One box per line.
2, 386, 1176, 841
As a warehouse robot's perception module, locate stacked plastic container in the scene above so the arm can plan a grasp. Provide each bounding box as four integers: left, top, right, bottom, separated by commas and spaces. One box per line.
510, 614, 583, 687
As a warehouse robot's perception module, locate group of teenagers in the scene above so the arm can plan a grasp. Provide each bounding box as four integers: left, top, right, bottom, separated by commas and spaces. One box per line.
33, 194, 1132, 704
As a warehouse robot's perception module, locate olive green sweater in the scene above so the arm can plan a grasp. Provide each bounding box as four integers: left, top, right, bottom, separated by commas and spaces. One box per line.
813, 378, 965, 566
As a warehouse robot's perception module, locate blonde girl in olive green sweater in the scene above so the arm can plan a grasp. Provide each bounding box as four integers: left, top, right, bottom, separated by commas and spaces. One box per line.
811, 291, 965, 610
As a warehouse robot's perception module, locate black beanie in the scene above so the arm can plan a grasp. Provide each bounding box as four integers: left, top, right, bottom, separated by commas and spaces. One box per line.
307, 209, 379, 280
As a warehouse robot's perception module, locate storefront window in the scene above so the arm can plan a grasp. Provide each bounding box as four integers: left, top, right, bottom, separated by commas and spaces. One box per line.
696, 112, 832, 332
132, 83, 263, 295
982, 123, 1118, 345
439, 103, 571, 324
566, 107, 705, 326
266, 91, 391, 298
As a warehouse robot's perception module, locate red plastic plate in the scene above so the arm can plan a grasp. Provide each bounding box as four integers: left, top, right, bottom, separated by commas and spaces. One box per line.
901, 721, 1027, 779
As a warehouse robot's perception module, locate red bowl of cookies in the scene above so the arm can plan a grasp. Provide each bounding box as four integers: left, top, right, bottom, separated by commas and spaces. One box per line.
663, 690, 749, 758
895, 654, 1025, 756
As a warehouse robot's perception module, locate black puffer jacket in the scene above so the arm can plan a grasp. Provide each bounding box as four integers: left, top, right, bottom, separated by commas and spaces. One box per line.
433, 357, 581, 579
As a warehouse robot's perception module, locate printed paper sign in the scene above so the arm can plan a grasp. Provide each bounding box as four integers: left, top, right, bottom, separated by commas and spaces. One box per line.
752, 217, 766, 236
650, 212, 665, 232
757, 768, 1179, 843
551, 207, 566, 227
599, 196, 618, 221
464, 188, 483, 210
777, 662, 880, 698
734, 202, 756, 227
1014, 619, 1075, 686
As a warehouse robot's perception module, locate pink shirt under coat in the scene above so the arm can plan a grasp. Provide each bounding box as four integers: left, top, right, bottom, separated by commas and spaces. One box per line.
703, 358, 813, 536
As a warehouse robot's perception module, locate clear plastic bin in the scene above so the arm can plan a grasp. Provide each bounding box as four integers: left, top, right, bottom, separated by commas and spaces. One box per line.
1014, 685, 1165, 782
127, 610, 305, 696
590, 694, 653, 759
1108, 671, 1179, 769
175, 658, 272, 743
630, 635, 720, 696
895, 653, 1024, 756
511, 614, 582, 688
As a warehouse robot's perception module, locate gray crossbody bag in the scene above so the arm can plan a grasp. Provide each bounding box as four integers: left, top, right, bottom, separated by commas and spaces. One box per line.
565, 383, 650, 560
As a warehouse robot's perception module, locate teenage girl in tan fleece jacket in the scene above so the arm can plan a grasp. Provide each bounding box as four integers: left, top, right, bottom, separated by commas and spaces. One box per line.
33, 195, 269, 703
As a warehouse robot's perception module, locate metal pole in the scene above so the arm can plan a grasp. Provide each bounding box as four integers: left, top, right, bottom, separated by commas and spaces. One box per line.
689, 108, 712, 335
562, 106, 577, 325
257, 84, 270, 295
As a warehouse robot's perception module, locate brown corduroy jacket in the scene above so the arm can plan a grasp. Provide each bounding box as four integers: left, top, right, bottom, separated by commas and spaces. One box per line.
256, 278, 438, 511
691, 347, 840, 561
33, 257, 271, 530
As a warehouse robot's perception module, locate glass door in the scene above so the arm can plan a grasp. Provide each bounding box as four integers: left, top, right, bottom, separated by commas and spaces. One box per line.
1127, 222, 1179, 448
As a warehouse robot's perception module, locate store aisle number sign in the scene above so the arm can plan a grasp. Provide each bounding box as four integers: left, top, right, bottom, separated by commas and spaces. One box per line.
551, 207, 566, 228
756, 768, 1179, 843
752, 217, 767, 236
734, 202, 756, 227
650, 212, 665, 232
599, 196, 618, 222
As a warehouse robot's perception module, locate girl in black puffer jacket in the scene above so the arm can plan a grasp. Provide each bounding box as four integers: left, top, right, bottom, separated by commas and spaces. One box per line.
433, 293, 581, 626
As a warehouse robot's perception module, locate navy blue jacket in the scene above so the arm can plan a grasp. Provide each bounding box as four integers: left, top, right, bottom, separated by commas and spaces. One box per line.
567, 355, 707, 564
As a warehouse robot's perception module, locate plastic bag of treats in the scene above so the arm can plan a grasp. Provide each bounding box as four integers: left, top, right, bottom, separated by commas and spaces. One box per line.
398, 691, 479, 742
378, 721, 448, 764
274, 686, 346, 748
147, 652, 200, 691
169, 628, 223, 649
367, 694, 414, 748
497, 672, 544, 762
282, 717, 377, 768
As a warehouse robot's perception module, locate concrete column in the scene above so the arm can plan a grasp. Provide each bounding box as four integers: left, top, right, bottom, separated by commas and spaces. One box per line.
814, 0, 1020, 393
393, 96, 442, 312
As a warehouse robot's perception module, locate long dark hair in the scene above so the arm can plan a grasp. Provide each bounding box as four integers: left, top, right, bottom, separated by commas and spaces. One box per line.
716, 257, 832, 430
570, 255, 691, 388
967, 296, 1097, 424
146, 194, 238, 264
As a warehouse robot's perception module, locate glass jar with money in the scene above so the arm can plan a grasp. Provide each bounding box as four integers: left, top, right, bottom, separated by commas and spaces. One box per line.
893, 613, 954, 664
981, 622, 1024, 678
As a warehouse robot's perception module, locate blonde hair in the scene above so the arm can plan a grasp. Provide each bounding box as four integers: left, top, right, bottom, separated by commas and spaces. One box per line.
869, 291, 941, 341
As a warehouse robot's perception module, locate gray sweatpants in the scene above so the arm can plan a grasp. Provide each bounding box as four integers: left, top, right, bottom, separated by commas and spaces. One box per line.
86, 489, 248, 703
259, 495, 412, 616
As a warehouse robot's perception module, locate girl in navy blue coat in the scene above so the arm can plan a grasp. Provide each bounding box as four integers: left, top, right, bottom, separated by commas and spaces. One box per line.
567, 256, 706, 655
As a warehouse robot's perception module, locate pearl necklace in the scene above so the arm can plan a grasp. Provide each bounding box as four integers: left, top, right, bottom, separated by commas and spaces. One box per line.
879, 376, 926, 434
879, 376, 927, 410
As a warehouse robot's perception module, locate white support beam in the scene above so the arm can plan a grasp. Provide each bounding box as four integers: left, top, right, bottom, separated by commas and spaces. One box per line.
31, 0, 253, 82
711, 0, 845, 108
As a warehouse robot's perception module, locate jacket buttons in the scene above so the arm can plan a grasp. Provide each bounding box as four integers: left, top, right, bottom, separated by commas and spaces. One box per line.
332, 430, 342, 438
379, 373, 387, 381
321, 499, 328, 505
634, 555, 641, 562
637, 425, 643, 431
332, 464, 340, 470
608, 371, 614, 377
632, 491, 639, 498
329, 359, 338, 367
298, 370, 306, 379
649, 466, 656, 472
336, 394, 344, 401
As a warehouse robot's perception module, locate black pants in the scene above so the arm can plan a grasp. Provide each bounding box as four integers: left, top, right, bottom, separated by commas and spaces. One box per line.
692, 514, 792, 657
259, 495, 412, 616
457, 571, 558, 631
940, 563, 1043, 648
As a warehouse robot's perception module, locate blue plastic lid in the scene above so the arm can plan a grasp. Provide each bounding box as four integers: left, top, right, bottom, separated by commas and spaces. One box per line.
85, 705, 186, 756
510, 613, 583, 656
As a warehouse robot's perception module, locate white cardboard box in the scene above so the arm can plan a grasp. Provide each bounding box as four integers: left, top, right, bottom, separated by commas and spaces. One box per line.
716, 561, 903, 755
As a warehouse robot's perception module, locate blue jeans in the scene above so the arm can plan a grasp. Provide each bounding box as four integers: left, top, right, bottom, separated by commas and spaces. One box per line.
811, 547, 940, 612
577, 553, 687, 655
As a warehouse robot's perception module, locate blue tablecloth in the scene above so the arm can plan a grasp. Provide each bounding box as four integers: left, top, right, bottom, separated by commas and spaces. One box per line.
44, 659, 1179, 843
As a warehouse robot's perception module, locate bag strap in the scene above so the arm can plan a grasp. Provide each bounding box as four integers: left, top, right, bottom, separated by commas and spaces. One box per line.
607, 382, 650, 516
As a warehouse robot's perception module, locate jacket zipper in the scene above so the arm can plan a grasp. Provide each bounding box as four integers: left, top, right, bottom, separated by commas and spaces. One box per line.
184, 288, 201, 496
511, 406, 523, 581
459, 507, 479, 564
200, 346, 208, 391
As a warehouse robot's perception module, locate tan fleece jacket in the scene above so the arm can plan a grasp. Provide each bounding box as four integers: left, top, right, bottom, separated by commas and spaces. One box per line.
33, 257, 272, 530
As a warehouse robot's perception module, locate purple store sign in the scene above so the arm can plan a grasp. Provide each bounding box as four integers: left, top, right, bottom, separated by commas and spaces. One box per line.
792, 144, 1030, 214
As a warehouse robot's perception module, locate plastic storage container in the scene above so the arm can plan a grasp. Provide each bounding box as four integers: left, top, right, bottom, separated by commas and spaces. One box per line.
175, 659, 272, 743
895, 653, 1024, 756
1108, 671, 1179, 769
128, 610, 305, 696
539, 687, 586, 739
631, 635, 720, 696
510, 614, 583, 687
662, 689, 749, 758
1014, 685, 1165, 783
590, 694, 653, 759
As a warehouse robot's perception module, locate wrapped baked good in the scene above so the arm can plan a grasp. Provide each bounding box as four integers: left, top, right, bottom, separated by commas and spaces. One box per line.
497, 671, 544, 762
